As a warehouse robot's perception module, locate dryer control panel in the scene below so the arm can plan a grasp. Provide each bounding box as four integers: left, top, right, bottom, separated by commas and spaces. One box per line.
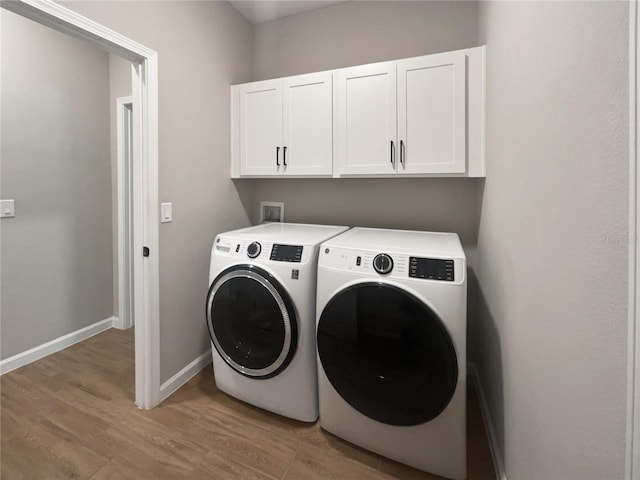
409, 257, 455, 282
319, 246, 465, 285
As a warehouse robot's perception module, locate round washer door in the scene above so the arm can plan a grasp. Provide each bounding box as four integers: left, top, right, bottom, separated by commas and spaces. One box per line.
317, 282, 458, 426
206, 264, 298, 379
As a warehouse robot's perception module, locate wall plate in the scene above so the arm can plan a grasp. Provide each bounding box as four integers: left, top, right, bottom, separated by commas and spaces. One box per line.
259, 201, 284, 223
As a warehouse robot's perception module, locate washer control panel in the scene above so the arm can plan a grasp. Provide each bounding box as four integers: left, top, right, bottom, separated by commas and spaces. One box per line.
270, 244, 303, 263
247, 241, 261, 258
213, 237, 314, 264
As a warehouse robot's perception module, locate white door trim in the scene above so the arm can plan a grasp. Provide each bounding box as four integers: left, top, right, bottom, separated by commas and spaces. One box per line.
1, 0, 161, 409
629, 1, 639, 478
116, 96, 134, 331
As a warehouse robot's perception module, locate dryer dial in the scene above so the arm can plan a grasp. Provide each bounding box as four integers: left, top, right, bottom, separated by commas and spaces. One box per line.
373, 253, 394, 275
247, 242, 261, 258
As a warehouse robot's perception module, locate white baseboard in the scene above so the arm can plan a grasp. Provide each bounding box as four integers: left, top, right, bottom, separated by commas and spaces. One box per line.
0, 317, 116, 375
467, 362, 507, 480
159, 349, 212, 403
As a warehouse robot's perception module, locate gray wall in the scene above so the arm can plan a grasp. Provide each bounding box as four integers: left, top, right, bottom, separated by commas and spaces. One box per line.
253, 0, 479, 81
476, 2, 629, 478
1, 9, 113, 359
63, 1, 254, 383
249, 0, 482, 247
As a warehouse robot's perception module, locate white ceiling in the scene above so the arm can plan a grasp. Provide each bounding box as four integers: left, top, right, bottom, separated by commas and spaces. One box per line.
229, 0, 346, 24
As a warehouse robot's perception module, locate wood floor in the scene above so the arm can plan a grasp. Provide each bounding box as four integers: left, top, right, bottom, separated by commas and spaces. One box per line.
1, 328, 496, 480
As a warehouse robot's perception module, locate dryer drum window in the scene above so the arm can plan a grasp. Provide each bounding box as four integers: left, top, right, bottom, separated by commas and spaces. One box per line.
317, 282, 458, 426
206, 265, 298, 379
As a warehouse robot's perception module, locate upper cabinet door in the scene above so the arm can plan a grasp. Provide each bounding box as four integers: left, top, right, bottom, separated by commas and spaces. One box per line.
397, 51, 467, 174
282, 72, 333, 176
336, 62, 397, 175
239, 79, 283, 176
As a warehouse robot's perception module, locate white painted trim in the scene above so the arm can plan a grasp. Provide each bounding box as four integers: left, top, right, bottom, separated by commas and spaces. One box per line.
629, 1, 639, 479
116, 96, 134, 331
467, 46, 486, 178
159, 350, 212, 403
230, 85, 240, 178
1, 0, 154, 61
0, 318, 115, 375
137, 53, 161, 410
467, 362, 506, 480
1, 0, 161, 409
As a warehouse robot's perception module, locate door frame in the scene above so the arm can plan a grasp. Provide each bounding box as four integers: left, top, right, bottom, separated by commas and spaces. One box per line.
629, 1, 639, 478
1, 0, 161, 409
116, 96, 134, 331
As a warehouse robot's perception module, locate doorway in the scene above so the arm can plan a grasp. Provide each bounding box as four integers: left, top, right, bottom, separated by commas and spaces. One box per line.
0, 0, 160, 409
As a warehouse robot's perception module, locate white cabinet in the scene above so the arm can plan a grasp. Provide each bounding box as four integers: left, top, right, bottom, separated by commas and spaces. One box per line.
282, 73, 333, 176
237, 79, 283, 176
232, 72, 333, 177
336, 48, 481, 176
397, 50, 466, 174
336, 62, 397, 175
230, 46, 485, 179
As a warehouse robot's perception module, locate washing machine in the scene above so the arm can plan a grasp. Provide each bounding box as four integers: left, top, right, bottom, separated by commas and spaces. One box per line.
206, 222, 349, 422
316, 227, 467, 479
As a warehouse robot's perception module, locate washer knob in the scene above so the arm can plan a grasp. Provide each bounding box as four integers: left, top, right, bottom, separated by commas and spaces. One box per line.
373, 253, 394, 275
247, 242, 261, 258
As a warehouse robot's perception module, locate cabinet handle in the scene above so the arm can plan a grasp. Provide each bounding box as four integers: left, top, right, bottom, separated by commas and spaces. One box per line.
400, 140, 405, 167
283, 146, 287, 166
276, 146, 280, 166
390, 140, 395, 166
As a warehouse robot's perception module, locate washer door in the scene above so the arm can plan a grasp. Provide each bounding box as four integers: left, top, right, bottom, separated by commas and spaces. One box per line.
206, 264, 298, 379
317, 282, 458, 426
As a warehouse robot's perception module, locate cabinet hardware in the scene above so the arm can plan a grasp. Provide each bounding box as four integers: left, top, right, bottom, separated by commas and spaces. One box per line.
276, 146, 280, 166
283, 146, 287, 166
390, 140, 395, 167
400, 140, 405, 167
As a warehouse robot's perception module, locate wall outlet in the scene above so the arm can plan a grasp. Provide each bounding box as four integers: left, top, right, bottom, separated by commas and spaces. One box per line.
1, 199, 15, 218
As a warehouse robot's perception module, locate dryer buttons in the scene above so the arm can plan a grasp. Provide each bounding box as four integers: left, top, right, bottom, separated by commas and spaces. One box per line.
247, 242, 261, 258
373, 253, 394, 275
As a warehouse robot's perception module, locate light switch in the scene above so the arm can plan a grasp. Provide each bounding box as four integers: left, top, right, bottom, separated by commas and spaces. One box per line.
1, 199, 15, 218
160, 202, 172, 223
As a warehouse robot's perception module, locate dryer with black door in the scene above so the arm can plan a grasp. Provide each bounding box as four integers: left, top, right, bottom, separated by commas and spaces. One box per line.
206, 222, 348, 422
316, 227, 467, 479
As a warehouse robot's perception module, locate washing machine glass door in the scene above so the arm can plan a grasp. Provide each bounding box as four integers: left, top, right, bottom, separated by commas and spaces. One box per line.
206, 264, 298, 379
317, 282, 458, 426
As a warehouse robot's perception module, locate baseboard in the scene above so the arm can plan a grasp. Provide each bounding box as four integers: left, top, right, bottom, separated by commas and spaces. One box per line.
159, 349, 212, 403
0, 317, 115, 375
467, 362, 507, 480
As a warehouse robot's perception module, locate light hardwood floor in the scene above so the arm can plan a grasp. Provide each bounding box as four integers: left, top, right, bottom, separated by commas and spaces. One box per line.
1, 328, 496, 480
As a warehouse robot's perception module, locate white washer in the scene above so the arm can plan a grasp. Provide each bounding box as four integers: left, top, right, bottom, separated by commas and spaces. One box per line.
316, 227, 467, 480
206, 222, 349, 422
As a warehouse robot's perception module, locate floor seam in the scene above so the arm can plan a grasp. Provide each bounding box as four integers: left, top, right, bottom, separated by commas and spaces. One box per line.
280, 441, 301, 480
